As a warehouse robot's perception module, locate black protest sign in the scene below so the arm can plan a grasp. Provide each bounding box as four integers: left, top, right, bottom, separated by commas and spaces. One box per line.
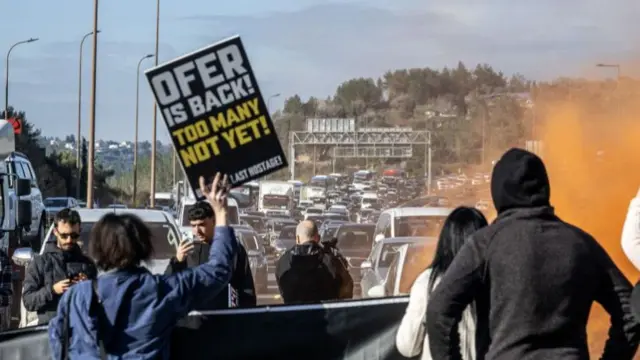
145, 35, 287, 200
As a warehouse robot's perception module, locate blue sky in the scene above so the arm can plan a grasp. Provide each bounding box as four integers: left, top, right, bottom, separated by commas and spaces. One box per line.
0, 0, 638, 142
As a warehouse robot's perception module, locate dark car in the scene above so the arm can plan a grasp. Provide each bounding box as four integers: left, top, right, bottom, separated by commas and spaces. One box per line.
240, 215, 269, 247
272, 225, 297, 258
333, 223, 376, 295
233, 226, 269, 294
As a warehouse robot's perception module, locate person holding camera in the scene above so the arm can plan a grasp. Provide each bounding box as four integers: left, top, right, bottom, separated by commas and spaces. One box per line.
276, 220, 353, 304
22, 208, 97, 325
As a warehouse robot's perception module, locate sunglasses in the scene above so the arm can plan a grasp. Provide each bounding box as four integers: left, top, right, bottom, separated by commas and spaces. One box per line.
58, 232, 80, 240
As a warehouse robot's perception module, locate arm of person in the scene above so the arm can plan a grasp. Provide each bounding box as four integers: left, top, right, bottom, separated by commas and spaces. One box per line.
396, 270, 431, 358
164, 256, 188, 275
621, 195, 640, 271
592, 239, 640, 360
48, 289, 71, 360
0, 252, 13, 307
333, 255, 353, 299
426, 237, 485, 360
164, 224, 238, 317
22, 257, 54, 312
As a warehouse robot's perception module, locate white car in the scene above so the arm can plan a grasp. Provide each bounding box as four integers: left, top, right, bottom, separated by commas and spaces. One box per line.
12, 208, 181, 328
359, 236, 435, 298
367, 242, 437, 297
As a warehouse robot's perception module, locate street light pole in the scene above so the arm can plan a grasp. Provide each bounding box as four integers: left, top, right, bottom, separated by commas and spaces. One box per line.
133, 54, 154, 207
150, 0, 160, 207
596, 63, 621, 120
267, 93, 281, 113
86, 0, 99, 209
76, 30, 99, 200
4, 38, 39, 120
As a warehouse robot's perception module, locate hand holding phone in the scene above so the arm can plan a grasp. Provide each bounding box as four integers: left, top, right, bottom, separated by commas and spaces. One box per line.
176, 239, 195, 263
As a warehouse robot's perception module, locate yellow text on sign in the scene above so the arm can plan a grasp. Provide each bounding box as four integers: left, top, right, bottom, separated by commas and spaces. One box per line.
173, 97, 272, 168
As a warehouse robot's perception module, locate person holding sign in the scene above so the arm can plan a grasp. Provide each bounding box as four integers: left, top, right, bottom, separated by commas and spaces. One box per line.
48, 174, 238, 359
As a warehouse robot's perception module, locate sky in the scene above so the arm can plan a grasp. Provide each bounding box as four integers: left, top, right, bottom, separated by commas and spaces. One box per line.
0, 0, 638, 142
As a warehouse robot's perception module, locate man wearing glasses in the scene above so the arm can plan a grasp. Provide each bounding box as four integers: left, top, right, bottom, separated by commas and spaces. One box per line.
22, 208, 97, 325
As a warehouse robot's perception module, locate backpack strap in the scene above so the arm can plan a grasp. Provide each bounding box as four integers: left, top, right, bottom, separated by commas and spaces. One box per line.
90, 280, 108, 360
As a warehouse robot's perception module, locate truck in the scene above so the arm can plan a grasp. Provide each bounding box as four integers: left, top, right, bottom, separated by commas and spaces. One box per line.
0, 120, 34, 330
258, 181, 294, 217
299, 185, 326, 208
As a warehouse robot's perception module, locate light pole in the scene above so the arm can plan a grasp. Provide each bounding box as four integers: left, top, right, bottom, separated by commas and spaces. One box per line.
4, 38, 38, 120
596, 63, 621, 120
86, 0, 99, 208
267, 93, 280, 113
150, 0, 160, 207
133, 54, 154, 207
76, 30, 100, 200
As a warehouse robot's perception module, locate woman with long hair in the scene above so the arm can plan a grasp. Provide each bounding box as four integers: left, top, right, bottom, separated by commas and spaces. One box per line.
396, 206, 488, 360
48, 174, 238, 359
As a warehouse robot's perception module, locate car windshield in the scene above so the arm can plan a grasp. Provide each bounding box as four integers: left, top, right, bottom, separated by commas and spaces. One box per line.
279, 226, 296, 239
335, 225, 374, 250
306, 208, 323, 214
236, 231, 261, 251
182, 204, 238, 226
44, 199, 68, 207
394, 216, 447, 237
399, 245, 434, 294
45, 221, 177, 259
241, 217, 265, 232
379, 242, 412, 268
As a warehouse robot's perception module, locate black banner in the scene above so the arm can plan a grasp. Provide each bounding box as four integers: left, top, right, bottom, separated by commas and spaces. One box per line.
0, 298, 409, 360
145, 35, 287, 200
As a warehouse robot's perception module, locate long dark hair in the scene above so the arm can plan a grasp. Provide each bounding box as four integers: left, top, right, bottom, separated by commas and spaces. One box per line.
428, 206, 488, 294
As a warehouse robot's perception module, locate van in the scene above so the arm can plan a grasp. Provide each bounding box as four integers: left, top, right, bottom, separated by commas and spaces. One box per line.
373, 207, 452, 242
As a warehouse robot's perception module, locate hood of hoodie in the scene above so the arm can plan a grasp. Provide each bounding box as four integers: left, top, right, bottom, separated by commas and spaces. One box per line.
491, 148, 551, 214
287, 242, 325, 271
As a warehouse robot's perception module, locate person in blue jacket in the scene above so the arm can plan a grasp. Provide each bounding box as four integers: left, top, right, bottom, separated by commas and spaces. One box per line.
48, 173, 238, 359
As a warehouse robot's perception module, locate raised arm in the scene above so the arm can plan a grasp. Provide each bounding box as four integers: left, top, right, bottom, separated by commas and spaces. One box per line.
164, 173, 239, 316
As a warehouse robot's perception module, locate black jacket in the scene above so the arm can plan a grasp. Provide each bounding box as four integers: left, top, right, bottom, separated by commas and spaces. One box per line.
165, 240, 256, 309
22, 243, 97, 324
426, 148, 640, 360
275, 242, 353, 304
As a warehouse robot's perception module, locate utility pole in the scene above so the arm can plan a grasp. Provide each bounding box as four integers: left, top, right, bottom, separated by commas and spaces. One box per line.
150, 0, 160, 207
86, 0, 99, 208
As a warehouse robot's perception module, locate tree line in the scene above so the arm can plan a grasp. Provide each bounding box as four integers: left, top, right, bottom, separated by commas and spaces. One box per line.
271, 61, 631, 179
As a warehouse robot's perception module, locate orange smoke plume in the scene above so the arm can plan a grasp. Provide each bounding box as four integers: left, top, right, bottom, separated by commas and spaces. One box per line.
537, 80, 640, 355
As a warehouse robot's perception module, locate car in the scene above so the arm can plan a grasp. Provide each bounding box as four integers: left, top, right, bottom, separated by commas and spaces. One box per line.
367, 242, 437, 297
44, 197, 80, 225
12, 208, 181, 328
359, 236, 435, 298
331, 224, 375, 294
232, 226, 269, 294
271, 225, 296, 258
178, 197, 240, 239
373, 207, 452, 241
6, 152, 47, 250
240, 214, 269, 247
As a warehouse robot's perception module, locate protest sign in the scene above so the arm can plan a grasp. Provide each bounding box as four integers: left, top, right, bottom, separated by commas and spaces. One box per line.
145, 35, 287, 199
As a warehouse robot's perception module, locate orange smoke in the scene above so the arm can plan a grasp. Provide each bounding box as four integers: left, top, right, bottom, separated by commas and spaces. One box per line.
537, 81, 640, 355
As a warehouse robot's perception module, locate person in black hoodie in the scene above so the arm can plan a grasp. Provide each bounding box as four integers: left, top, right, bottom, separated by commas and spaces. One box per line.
22, 208, 97, 325
426, 148, 640, 360
165, 201, 256, 309
276, 220, 353, 304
